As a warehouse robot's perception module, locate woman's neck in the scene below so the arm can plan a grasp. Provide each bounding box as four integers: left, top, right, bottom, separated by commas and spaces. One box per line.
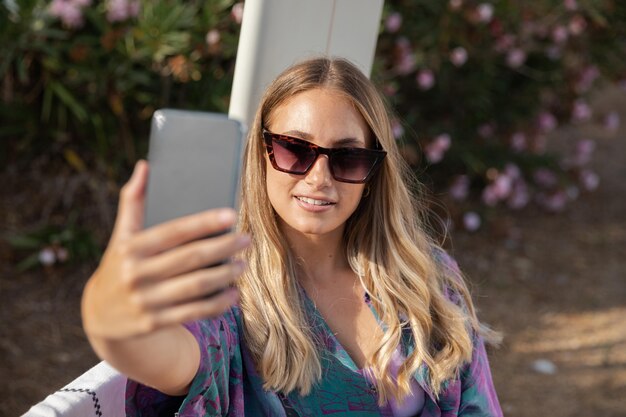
281, 224, 353, 287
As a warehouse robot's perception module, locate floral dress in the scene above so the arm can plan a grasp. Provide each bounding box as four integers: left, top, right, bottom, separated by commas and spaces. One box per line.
126, 254, 503, 417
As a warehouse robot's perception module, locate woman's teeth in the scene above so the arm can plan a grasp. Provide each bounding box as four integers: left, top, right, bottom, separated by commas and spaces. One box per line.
296, 196, 333, 206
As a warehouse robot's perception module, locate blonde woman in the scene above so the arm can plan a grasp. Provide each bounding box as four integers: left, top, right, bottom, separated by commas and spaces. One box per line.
82, 57, 502, 417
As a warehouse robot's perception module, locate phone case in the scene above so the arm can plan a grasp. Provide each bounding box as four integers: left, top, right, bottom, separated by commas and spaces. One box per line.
144, 109, 245, 228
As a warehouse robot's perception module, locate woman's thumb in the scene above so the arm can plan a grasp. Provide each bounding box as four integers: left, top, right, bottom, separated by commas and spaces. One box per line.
111, 160, 149, 242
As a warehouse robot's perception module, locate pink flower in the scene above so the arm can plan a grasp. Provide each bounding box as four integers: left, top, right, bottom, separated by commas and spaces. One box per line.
38, 247, 56, 266
48, 0, 84, 28
106, 0, 140, 22
533, 168, 558, 188
569, 15, 586, 36
494, 34, 516, 53
478, 123, 495, 138
604, 111, 620, 132
129, 0, 140, 17
385, 12, 403, 33
396, 53, 417, 75
463, 212, 481, 232
506, 48, 526, 68
481, 185, 499, 206
231, 2, 244, 24
571, 139, 595, 166
572, 99, 592, 122
564, 0, 578, 11
383, 83, 399, 96
493, 174, 513, 199
538, 111, 558, 132
394, 38, 416, 75
580, 170, 600, 191
551, 25, 569, 44
206, 29, 221, 47
449, 0, 464, 11
510, 132, 527, 152
450, 47, 468, 67
416, 69, 435, 91
575, 65, 600, 93
424, 133, 451, 164
476, 3, 494, 23
391, 119, 405, 139
508, 180, 530, 209
56, 247, 69, 262
504, 163, 522, 180
540, 191, 569, 212
449, 175, 471, 201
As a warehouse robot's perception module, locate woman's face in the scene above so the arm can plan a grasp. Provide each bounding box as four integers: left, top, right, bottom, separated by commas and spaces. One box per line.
265, 88, 371, 239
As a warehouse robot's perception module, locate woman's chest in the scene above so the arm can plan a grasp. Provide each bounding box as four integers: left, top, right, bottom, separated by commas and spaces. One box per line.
306, 286, 383, 369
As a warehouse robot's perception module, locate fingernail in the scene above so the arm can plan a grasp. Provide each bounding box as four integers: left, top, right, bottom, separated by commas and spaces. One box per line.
218, 209, 236, 223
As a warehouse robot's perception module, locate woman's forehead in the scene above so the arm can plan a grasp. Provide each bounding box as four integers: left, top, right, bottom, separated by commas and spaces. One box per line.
266, 88, 372, 146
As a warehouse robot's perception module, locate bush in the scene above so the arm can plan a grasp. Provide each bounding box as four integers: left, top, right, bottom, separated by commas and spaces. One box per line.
1, 0, 242, 173
2, 0, 625, 237
375, 0, 626, 229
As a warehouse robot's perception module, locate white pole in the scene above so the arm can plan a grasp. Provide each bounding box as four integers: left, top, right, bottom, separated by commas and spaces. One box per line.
228, 0, 384, 128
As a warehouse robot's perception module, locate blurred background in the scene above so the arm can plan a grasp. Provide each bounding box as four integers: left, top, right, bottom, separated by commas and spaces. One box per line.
1, 0, 625, 416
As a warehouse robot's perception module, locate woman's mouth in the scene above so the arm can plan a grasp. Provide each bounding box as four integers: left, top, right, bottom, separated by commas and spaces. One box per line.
295, 196, 335, 207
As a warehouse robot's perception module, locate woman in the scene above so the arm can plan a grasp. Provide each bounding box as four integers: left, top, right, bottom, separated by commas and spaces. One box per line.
82, 57, 502, 416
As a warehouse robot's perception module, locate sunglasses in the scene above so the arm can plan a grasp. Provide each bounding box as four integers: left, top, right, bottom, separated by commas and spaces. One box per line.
262, 130, 387, 184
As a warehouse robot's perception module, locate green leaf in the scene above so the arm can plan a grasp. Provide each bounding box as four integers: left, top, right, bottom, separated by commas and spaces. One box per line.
16, 252, 42, 272
49, 81, 88, 122
5, 234, 42, 250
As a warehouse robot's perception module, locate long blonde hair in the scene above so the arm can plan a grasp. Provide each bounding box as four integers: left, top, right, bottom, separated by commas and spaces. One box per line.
237, 57, 496, 404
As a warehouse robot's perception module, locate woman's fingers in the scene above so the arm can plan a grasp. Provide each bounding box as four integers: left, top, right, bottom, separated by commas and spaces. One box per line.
111, 160, 150, 243
131, 208, 238, 257
150, 288, 239, 329
134, 232, 249, 282
136, 261, 245, 309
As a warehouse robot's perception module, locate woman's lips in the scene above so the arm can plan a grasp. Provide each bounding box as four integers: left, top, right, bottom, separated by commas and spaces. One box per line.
294, 195, 336, 212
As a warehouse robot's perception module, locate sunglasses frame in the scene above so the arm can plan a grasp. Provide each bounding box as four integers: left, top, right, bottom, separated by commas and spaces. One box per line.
262, 129, 387, 184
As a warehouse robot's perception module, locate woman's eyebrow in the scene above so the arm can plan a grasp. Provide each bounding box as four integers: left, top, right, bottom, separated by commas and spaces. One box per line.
282, 130, 364, 146
333, 137, 364, 146
283, 130, 313, 140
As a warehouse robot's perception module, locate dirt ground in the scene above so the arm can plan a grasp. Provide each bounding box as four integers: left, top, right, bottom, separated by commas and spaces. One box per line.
1, 88, 625, 417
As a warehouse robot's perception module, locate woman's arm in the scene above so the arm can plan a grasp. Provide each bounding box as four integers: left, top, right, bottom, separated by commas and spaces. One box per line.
81, 161, 249, 395
458, 335, 503, 417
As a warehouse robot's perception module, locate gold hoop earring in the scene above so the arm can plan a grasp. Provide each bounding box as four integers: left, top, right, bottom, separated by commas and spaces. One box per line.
362, 184, 371, 198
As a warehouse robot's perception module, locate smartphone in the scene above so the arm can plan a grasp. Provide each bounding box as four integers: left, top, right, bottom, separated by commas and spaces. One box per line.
144, 109, 245, 229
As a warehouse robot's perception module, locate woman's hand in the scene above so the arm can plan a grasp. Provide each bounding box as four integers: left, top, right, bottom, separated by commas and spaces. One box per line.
81, 160, 250, 341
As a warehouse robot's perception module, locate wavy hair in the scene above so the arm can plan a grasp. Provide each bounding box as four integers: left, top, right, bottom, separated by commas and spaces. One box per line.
237, 57, 497, 404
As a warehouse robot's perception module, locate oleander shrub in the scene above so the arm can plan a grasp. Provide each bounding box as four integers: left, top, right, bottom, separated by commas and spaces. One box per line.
2, 0, 625, 244
376, 0, 626, 230
1, 0, 242, 172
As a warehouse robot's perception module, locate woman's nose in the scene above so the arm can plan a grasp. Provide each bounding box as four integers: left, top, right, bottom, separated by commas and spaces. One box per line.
304, 155, 333, 187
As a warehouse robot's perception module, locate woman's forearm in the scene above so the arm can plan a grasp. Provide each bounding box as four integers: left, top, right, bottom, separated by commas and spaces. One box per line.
86, 324, 200, 395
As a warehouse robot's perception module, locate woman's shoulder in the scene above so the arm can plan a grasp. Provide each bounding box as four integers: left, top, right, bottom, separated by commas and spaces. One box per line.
429, 245, 470, 310
183, 305, 243, 349
431, 245, 462, 276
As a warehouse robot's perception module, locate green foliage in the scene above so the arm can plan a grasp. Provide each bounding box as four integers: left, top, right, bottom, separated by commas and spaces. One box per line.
1, 0, 241, 174
1, 0, 625, 234
5, 216, 100, 271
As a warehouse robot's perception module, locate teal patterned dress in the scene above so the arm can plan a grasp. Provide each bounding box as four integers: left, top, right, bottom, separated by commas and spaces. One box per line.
126, 253, 502, 417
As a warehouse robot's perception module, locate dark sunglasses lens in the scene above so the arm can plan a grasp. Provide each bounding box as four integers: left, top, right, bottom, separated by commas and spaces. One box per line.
332, 150, 379, 182
272, 137, 317, 174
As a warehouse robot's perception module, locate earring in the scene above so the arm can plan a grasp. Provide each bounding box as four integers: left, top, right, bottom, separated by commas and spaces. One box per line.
362, 184, 371, 198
